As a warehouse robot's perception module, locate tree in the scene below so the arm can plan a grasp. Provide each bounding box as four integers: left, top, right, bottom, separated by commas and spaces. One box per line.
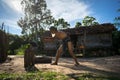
75, 22, 81, 28
112, 31, 120, 55
53, 18, 70, 30
114, 9, 120, 28
17, 0, 54, 42
8, 34, 24, 55
82, 16, 99, 26
0, 23, 8, 63
112, 4, 120, 55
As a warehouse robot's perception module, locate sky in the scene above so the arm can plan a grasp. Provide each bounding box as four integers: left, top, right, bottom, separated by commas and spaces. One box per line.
0, 0, 119, 35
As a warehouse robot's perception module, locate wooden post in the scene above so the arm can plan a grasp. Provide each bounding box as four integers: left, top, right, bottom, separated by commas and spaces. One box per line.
83, 30, 86, 56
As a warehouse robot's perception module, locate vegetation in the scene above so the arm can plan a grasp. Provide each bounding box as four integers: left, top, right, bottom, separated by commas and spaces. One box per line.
8, 34, 24, 55
0, 72, 120, 80
17, 0, 70, 43
112, 4, 120, 55
15, 44, 29, 55
53, 18, 70, 29
112, 31, 120, 55
75, 22, 82, 28
82, 16, 99, 26
74, 16, 99, 28
17, 0, 54, 42
0, 23, 8, 63
0, 71, 69, 80
114, 8, 120, 28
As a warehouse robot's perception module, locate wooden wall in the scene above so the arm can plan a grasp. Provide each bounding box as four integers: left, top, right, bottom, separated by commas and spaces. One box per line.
77, 33, 112, 48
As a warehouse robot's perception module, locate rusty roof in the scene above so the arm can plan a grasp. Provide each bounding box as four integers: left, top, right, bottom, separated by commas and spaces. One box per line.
63, 23, 116, 35
43, 23, 116, 37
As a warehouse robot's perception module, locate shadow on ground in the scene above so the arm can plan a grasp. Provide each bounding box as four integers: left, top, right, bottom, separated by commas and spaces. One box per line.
59, 63, 120, 78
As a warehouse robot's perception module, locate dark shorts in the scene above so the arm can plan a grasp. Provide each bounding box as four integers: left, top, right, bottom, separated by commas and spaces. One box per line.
62, 36, 71, 52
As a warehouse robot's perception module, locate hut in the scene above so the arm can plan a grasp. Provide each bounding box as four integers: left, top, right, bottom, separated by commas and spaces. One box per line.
42, 23, 116, 57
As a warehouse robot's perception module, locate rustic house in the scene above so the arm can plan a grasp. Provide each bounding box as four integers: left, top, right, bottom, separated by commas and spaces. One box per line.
42, 23, 116, 57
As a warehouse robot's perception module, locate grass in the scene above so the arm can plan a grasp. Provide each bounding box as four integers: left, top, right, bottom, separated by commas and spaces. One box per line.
0, 72, 120, 80
0, 71, 69, 80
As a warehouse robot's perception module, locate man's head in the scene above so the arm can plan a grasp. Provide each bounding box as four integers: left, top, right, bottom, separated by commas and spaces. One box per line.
49, 26, 57, 37
49, 26, 57, 33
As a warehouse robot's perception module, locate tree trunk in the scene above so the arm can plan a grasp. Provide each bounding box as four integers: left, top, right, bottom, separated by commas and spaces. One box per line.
24, 46, 35, 68
0, 30, 8, 63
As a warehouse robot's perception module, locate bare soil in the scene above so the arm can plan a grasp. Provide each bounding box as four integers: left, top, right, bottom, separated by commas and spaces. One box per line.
0, 55, 120, 77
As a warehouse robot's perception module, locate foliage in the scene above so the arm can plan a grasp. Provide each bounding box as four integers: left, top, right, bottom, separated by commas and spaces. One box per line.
0, 71, 69, 80
17, 0, 54, 42
0, 23, 8, 63
75, 22, 82, 28
82, 16, 99, 26
0, 72, 120, 80
17, 0, 70, 42
8, 34, 24, 55
112, 31, 120, 55
54, 18, 70, 30
114, 8, 120, 28
15, 44, 30, 55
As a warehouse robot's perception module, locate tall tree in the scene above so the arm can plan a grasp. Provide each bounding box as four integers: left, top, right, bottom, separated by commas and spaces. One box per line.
17, 0, 54, 42
114, 8, 120, 28
75, 22, 81, 28
54, 18, 70, 30
0, 23, 8, 63
82, 16, 99, 26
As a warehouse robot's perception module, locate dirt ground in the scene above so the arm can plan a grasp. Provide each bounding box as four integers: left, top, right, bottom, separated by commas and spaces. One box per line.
0, 55, 120, 78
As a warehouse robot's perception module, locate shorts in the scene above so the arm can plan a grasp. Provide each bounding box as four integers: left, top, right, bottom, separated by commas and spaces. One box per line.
62, 36, 71, 52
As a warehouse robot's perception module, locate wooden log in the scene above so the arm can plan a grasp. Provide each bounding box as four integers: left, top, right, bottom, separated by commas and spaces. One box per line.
35, 56, 52, 64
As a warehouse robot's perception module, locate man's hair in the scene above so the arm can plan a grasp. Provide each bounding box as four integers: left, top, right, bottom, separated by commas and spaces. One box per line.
50, 26, 57, 31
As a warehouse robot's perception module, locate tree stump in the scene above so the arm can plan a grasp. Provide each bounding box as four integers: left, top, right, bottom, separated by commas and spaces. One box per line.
24, 45, 35, 68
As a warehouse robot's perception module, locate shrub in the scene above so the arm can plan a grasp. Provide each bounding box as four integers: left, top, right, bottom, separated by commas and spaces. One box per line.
15, 44, 30, 55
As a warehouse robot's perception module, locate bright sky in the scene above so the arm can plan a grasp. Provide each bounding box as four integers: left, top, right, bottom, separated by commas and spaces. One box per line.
0, 0, 119, 35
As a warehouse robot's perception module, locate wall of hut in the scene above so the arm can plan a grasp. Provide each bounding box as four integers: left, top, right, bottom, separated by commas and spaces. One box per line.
75, 32, 113, 57
77, 33, 112, 48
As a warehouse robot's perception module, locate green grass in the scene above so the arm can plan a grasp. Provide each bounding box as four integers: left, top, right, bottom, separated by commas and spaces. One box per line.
0, 71, 69, 80
0, 72, 120, 80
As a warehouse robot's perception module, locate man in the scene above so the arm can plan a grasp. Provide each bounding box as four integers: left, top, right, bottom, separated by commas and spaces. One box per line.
49, 26, 79, 66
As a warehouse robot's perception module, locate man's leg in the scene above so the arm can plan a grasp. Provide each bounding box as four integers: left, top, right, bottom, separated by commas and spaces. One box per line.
51, 45, 63, 65
67, 42, 79, 65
